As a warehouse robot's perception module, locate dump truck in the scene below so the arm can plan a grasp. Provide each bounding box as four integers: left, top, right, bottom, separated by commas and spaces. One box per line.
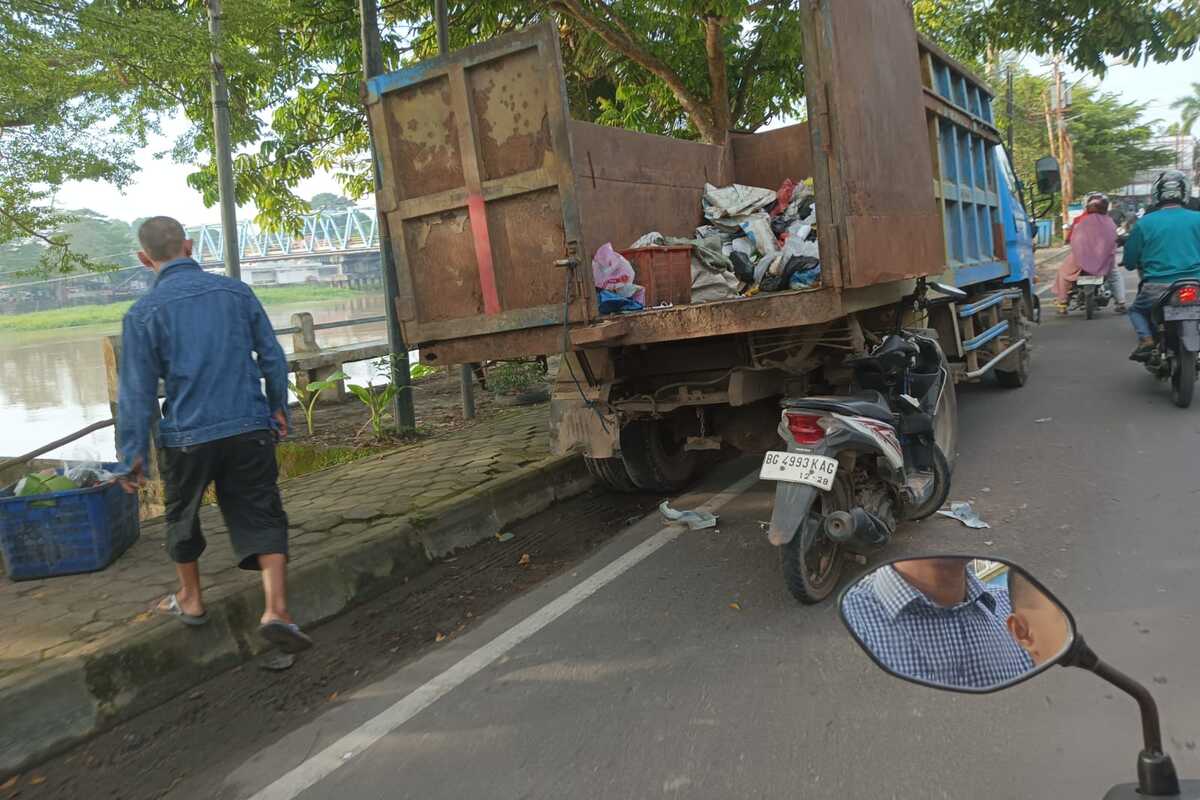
364, 0, 1038, 494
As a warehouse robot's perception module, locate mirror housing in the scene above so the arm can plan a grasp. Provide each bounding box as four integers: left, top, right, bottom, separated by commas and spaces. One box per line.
838, 555, 1077, 694
1036, 156, 1062, 195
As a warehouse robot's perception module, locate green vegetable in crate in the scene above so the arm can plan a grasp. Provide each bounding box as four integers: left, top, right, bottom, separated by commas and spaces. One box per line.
15, 472, 78, 497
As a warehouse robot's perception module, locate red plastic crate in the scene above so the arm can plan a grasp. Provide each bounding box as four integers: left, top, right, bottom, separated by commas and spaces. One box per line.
620, 246, 693, 307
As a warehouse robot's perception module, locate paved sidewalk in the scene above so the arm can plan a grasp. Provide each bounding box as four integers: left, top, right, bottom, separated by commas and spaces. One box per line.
0, 403, 590, 776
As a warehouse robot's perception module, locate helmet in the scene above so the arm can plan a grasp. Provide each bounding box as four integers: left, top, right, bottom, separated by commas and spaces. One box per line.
1085, 192, 1109, 212
1152, 170, 1190, 207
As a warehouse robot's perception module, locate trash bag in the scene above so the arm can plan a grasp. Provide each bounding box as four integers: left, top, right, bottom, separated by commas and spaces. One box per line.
65, 463, 116, 487
729, 251, 756, 284
598, 290, 644, 314
702, 183, 777, 220
662, 233, 740, 303
761, 255, 821, 292
737, 212, 779, 257
771, 178, 797, 217
630, 231, 666, 249
593, 243, 645, 307
781, 224, 820, 261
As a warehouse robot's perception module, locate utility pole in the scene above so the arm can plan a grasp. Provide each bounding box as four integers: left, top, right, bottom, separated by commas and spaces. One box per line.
1052, 56, 1073, 231
358, 0, 416, 432
206, 0, 240, 281
1006, 68, 1014, 156
432, 0, 476, 420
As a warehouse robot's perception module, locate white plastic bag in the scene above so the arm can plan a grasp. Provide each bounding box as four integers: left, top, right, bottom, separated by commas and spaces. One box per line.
738, 212, 779, 257
703, 183, 778, 220
592, 243, 645, 304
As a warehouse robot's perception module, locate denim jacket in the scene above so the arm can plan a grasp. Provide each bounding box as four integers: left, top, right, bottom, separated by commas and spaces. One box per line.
116, 259, 288, 467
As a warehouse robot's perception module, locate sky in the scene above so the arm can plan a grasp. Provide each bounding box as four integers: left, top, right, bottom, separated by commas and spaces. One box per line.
53, 50, 1199, 228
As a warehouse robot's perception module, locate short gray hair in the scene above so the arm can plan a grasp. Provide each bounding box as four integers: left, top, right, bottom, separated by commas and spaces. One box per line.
137, 216, 187, 261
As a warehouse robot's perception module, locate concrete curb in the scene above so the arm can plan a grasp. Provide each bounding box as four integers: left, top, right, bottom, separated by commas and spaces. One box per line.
0, 453, 592, 779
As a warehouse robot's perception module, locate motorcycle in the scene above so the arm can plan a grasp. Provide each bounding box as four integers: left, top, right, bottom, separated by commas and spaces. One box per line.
762, 277, 964, 604
1138, 279, 1200, 408
1067, 272, 1112, 320
838, 555, 1200, 799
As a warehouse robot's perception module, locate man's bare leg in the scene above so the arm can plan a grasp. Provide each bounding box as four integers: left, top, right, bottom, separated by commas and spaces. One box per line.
171, 561, 204, 616
258, 553, 292, 625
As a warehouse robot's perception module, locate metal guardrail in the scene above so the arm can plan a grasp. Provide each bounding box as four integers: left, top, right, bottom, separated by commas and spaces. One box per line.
272, 314, 386, 336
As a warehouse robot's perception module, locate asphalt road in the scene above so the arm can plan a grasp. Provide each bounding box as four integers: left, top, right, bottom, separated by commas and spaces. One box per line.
199, 307, 1200, 800
22, 302, 1199, 800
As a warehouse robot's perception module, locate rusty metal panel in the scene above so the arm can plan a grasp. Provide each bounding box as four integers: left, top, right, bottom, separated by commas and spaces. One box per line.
569, 121, 727, 260
802, 0, 943, 289
364, 22, 588, 352
730, 124, 814, 189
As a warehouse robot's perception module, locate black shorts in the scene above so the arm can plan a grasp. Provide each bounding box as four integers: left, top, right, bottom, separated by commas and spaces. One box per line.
160, 430, 288, 570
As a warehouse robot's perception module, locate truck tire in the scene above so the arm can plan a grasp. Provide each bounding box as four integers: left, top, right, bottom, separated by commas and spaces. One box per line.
995, 300, 1032, 389
781, 475, 849, 604
584, 456, 640, 493
619, 418, 698, 493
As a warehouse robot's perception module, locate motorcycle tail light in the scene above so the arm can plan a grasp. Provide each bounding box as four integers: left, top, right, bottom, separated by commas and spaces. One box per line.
1176, 286, 1199, 304
786, 413, 826, 445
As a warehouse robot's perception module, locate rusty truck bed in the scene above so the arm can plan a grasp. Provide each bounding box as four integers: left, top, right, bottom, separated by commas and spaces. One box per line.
364, 0, 946, 367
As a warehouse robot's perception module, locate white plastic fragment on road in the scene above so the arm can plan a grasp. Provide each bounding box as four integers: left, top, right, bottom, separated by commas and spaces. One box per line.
658, 501, 719, 530
936, 501, 991, 529
1035, 417, 1053, 423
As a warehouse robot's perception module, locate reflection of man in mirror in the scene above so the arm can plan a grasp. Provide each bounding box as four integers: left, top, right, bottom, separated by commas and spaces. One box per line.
1005, 571, 1070, 666
842, 559, 1035, 689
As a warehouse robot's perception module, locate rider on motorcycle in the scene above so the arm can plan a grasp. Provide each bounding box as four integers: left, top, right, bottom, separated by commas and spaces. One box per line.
1055, 193, 1122, 315
1123, 170, 1200, 361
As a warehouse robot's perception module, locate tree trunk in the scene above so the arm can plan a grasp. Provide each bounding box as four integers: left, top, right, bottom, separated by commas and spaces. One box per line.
703, 16, 732, 144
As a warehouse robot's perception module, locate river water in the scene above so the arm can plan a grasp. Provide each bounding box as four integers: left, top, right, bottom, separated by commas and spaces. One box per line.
0, 294, 392, 463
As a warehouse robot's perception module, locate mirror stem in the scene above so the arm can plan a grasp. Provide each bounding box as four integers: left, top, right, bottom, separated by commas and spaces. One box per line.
1064, 636, 1181, 796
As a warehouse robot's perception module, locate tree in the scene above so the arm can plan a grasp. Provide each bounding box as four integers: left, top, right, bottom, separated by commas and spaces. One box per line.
994, 67, 1170, 198
1171, 82, 1200, 135
309, 192, 355, 211
918, 0, 1200, 74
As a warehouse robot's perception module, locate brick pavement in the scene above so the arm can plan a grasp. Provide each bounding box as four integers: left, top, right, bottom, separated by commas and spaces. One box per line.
0, 404, 551, 685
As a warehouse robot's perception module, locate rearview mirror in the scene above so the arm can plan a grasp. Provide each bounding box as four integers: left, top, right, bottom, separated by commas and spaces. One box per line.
1036, 156, 1062, 195
838, 556, 1076, 693
927, 281, 968, 301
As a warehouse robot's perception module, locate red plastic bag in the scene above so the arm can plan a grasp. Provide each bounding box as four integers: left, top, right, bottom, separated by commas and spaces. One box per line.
771, 178, 797, 217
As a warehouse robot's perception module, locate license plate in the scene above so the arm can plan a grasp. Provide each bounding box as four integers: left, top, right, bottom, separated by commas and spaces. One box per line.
760, 451, 838, 490
1164, 306, 1200, 321
1077, 275, 1104, 285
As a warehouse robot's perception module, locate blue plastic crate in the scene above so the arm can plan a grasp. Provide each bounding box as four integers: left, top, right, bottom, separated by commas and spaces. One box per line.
0, 464, 140, 581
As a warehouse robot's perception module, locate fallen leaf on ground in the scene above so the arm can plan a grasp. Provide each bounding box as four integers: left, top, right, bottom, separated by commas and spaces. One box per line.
132, 611, 154, 623
328, 692, 339, 702
496, 532, 515, 542
1, 776, 17, 790
729, 602, 741, 611
435, 632, 446, 642
30, 775, 46, 785
518, 553, 531, 567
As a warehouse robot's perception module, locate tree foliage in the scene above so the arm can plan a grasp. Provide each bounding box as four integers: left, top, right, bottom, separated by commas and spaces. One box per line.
1172, 82, 1200, 135
993, 66, 1170, 198
5, 0, 1200, 273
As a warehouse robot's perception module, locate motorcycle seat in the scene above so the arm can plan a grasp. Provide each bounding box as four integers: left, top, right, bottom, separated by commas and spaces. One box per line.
783, 391, 894, 423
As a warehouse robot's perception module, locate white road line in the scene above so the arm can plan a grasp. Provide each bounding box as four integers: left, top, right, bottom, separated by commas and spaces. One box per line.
247, 471, 762, 800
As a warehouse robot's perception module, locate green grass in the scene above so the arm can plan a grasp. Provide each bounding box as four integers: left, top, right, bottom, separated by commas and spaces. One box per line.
0, 285, 366, 333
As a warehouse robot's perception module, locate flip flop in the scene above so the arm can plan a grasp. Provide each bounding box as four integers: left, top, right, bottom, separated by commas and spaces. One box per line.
155, 594, 208, 627
259, 620, 313, 654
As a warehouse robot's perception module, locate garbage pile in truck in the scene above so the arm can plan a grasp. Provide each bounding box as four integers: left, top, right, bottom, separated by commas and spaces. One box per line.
592, 178, 821, 314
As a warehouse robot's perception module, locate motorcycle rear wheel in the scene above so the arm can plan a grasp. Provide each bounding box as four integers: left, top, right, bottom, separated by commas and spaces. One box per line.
1172, 343, 1196, 408
1085, 286, 1096, 320
781, 475, 849, 605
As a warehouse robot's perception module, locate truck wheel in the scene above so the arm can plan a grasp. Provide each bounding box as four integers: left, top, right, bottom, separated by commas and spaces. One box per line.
995, 300, 1032, 389
584, 457, 639, 493
619, 418, 698, 493
781, 475, 849, 604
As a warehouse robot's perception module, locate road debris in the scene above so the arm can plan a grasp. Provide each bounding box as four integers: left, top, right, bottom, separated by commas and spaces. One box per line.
659, 501, 718, 530
259, 653, 296, 672
936, 501, 990, 529
1035, 417, 1053, 423
495, 532, 514, 542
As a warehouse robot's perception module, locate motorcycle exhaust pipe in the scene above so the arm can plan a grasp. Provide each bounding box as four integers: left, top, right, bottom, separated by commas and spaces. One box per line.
823, 508, 893, 549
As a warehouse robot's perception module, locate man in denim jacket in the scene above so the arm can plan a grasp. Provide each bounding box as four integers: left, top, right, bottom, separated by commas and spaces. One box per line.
117, 216, 311, 653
